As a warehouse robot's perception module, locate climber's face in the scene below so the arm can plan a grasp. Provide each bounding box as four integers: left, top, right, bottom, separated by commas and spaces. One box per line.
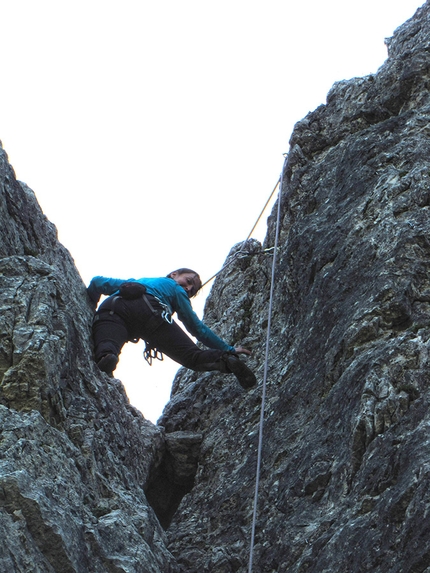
171, 272, 200, 298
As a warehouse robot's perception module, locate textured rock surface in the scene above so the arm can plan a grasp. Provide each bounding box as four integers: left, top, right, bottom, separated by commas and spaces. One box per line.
2, 2, 430, 572
160, 2, 430, 572
0, 153, 177, 571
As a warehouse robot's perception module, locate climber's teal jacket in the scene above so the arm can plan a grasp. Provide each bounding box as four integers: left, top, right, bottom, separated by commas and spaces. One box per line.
87, 275, 235, 352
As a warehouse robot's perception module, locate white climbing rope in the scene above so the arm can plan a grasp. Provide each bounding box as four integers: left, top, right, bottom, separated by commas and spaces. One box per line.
248, 154, 287, 573
200, 177, 281, 289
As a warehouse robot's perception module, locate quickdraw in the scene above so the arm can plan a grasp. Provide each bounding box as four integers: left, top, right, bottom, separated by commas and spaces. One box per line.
143, 343, 164, 366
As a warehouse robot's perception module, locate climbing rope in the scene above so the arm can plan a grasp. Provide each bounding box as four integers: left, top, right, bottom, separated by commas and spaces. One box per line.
195, 154, 287, 569
200, 176, 281, 289
248, 154, 287, 573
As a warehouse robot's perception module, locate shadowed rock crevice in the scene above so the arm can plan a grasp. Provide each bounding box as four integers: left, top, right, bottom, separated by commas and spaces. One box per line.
145, 431, 203, 529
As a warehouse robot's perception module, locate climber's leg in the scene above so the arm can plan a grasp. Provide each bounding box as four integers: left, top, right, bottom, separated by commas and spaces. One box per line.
144, 320, 256, 389
92, 311, 129, 373
142, 319, 221, 368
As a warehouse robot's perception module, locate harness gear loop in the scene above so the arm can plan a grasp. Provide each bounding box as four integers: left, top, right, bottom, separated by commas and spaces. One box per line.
101, 291, 172, 325
141, 291, 173, 324
161, 308, 173, 324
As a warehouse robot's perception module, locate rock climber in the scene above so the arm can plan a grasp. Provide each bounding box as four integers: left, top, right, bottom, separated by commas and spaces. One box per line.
86, 268, 256, 389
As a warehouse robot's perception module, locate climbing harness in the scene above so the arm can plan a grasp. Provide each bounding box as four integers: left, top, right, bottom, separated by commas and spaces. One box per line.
137, 295, 171, 364
100, 287, 173, 326
159, 303, 173, 324
142, 292, 173, 325
108, 295, 121, 315
133, 294, 171, 364
247, 154, 287, 573
94, 287, 172, 365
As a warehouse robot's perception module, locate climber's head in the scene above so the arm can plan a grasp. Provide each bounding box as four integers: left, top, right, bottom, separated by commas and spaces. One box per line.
167, 268, 202, 298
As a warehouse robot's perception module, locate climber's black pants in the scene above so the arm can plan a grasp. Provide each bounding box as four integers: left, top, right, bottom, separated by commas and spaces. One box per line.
92, 295, 225, 370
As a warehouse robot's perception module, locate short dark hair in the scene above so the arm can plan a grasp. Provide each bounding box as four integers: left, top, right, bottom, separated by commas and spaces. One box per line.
167, 268, 202, 297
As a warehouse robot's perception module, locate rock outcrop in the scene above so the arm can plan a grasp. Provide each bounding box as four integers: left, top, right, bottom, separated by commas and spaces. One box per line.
1, 2, 430, 572
161, 2, 430, 571
0, 155, 177, 570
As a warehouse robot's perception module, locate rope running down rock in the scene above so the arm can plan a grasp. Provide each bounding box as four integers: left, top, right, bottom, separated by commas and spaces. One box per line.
200, 174, 282, 289
248, 154, 287, 573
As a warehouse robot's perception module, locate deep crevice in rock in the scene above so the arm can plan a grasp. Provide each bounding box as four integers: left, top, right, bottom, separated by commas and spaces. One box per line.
145, 431, 203, 530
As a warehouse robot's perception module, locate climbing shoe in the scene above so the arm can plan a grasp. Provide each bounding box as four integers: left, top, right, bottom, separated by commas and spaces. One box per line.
97, 354, 119, 374
223, 354, 257, 390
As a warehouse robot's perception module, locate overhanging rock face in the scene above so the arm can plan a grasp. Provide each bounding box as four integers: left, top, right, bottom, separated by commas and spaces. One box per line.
1, 2, 430, 572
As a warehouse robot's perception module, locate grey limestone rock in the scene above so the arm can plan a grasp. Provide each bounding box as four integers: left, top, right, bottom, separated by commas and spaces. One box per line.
160, 2, 430, 572
2, 2, 430, 572
0, 148, 178, 571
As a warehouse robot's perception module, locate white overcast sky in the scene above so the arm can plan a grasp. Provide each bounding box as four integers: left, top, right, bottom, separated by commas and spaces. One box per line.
0, 0, 424, 421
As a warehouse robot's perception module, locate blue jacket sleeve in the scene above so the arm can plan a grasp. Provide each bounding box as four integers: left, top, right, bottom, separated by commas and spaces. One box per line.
87, 276, 132, 304
173, 288, 235, 352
